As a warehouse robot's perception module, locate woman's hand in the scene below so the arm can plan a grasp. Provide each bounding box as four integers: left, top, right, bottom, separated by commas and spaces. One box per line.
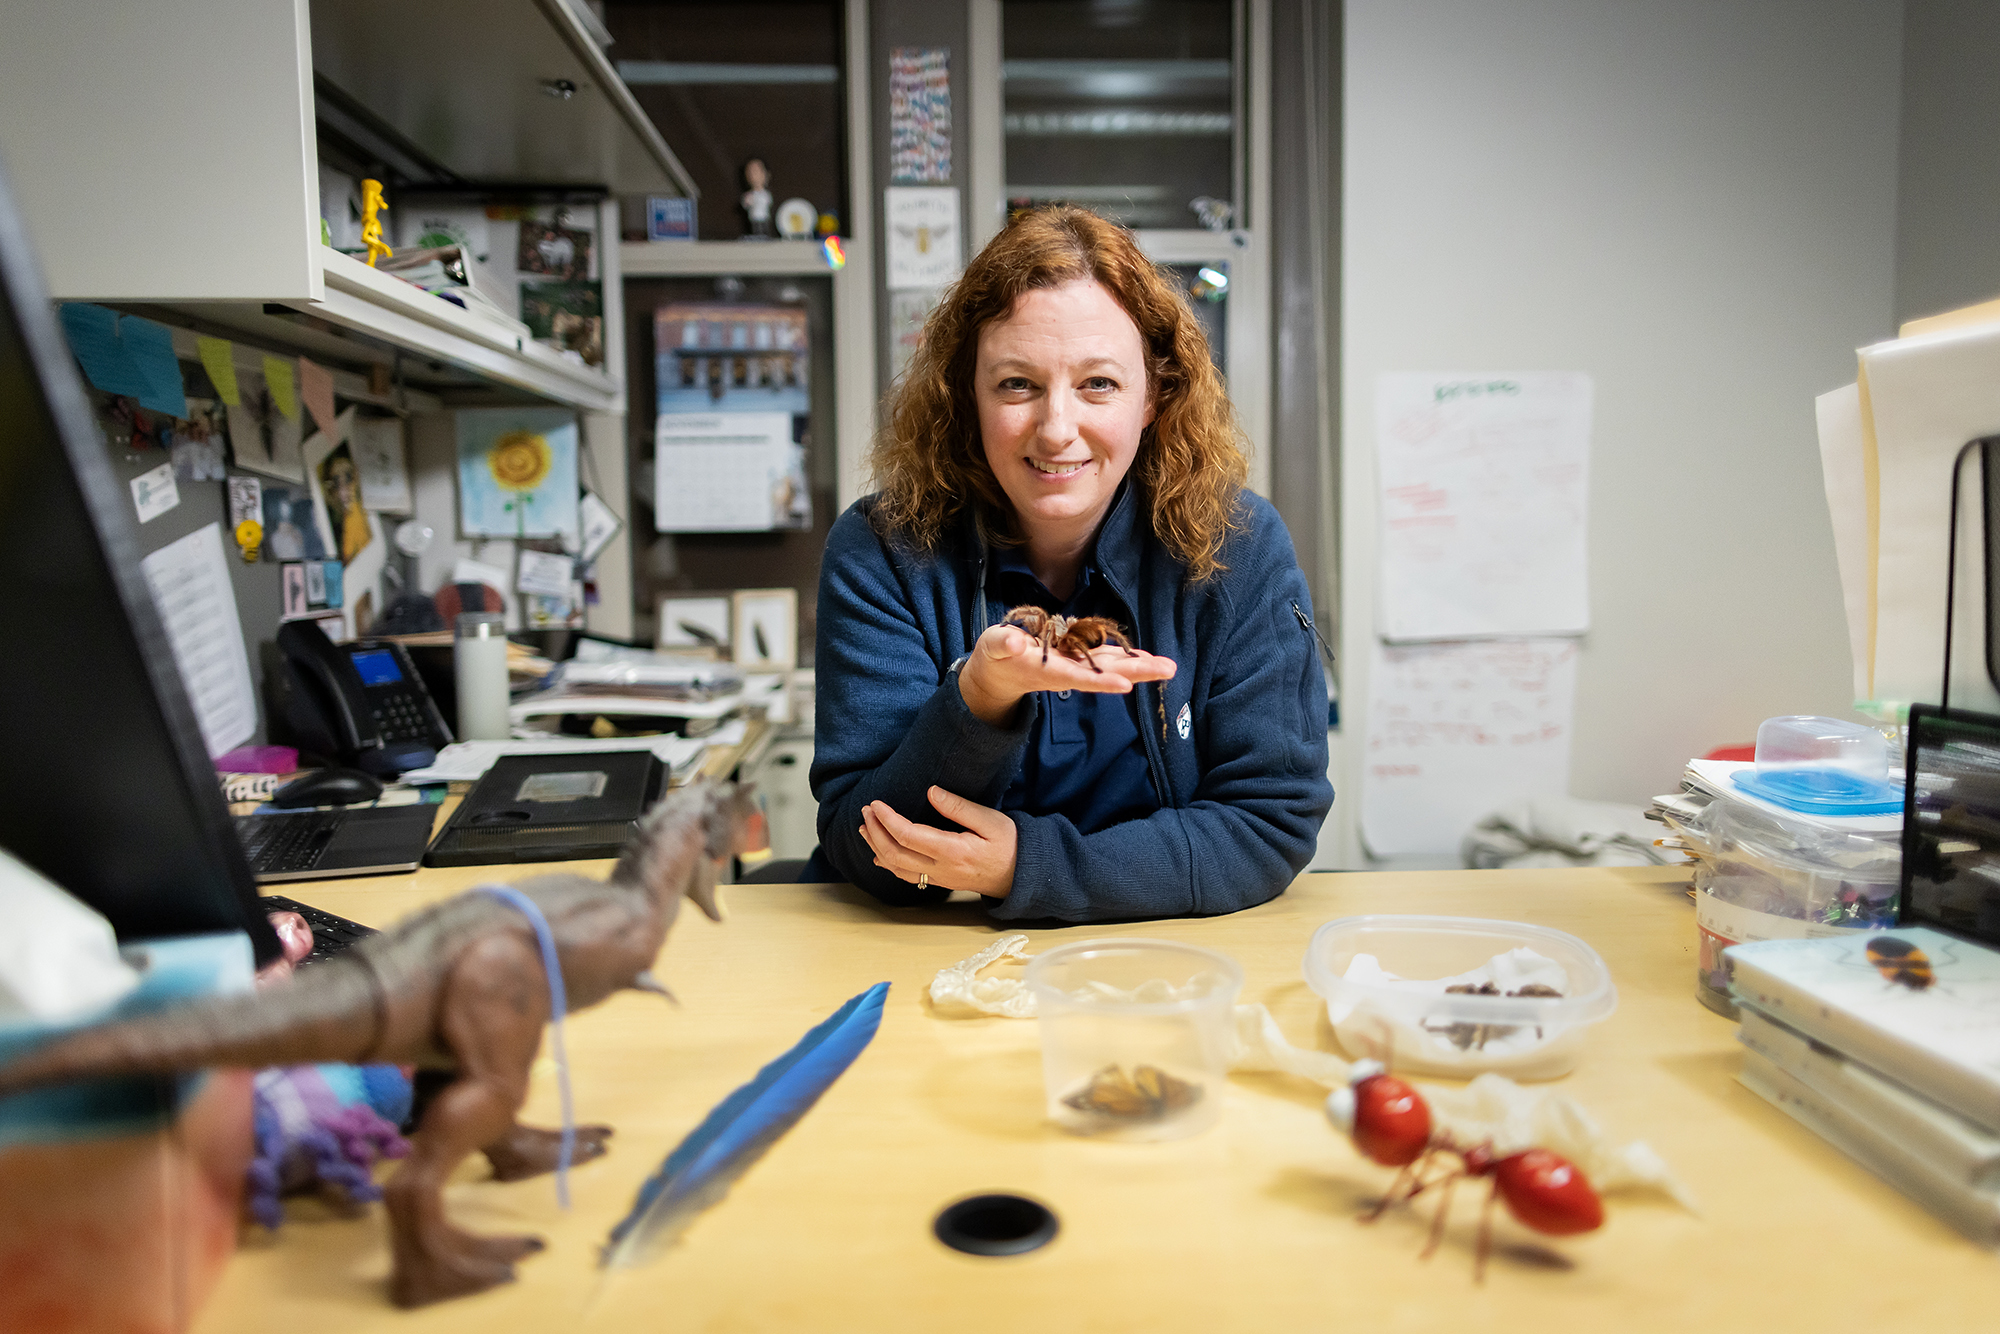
859, 787, 1018, 897
958, 621, 1176, 728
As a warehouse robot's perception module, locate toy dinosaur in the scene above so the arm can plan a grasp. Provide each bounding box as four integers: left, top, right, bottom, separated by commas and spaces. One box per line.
0, 780, 765, 1308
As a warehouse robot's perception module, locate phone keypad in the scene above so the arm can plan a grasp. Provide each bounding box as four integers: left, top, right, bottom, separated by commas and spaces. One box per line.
370, 692, 437, 743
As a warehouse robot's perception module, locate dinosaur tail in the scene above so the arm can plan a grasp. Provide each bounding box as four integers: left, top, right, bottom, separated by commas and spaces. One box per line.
0, 954, 383, 1099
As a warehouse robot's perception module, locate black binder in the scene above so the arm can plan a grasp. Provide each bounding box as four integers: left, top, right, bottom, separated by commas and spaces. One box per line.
424, 751, 664, 866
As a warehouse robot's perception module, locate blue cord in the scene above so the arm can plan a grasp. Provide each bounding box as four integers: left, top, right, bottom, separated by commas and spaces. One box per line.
476, 884, 575, 1208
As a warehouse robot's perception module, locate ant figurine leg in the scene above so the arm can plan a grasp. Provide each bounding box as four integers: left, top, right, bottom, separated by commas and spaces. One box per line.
1361, 1163, 1417, 1224
1361, 1143, 1437, 1222
1474, 1177, 1500, 1284
1419, 1171, 1460, 1262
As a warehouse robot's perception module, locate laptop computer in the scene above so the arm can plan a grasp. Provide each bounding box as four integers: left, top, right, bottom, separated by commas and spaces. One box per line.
236, 803, 441, 883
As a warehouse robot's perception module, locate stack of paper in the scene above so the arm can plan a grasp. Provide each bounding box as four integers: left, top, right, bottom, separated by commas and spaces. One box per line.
399, 735, 707, 786
1725, 931, 2000, 1243
1817, 299, 2000, 715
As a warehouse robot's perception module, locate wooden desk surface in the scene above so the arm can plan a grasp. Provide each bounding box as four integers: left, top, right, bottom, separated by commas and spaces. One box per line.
202, 865, 1995, 1332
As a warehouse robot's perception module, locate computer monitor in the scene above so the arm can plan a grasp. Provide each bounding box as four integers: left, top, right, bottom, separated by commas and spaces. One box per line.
0, 166, 279, 964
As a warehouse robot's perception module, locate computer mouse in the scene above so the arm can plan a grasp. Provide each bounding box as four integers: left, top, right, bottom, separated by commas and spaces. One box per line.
270, 767, 385, 809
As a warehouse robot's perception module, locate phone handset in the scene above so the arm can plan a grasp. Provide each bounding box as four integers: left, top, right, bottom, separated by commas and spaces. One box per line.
276, 619, 384, 759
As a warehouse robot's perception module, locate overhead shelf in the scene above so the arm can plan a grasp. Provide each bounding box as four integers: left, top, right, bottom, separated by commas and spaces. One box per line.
311, 250, 620, 411
154, 246, 622, 415
622, 240, 841, 277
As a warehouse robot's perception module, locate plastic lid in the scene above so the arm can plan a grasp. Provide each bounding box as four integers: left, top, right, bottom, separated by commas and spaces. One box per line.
1731, 766, 1902, 815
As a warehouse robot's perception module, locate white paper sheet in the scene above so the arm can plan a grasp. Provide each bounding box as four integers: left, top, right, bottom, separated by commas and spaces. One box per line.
515, 548, 575, 597
353, 416, 413, 514
1360, 638, 1579, 857
129, 461, 180, 523
1859, 322, 2000, 714
1375, 373, 1592, 641
1814, 382, 1871, 702
653, 412, 792, 532
140, 523, 257, 758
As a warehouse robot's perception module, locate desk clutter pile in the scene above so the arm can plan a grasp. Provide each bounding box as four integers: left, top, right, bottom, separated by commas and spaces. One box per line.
1724, 935, 2000, 1244
1646, 712, 2000, 1244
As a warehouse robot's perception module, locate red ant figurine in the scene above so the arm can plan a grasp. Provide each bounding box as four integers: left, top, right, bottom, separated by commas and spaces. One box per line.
1326, 1060, 1603, 1280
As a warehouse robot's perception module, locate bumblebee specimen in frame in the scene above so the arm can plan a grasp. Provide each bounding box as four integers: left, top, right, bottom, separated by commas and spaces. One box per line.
1000, 605, 1137, 671
1865, 936, 1935, 991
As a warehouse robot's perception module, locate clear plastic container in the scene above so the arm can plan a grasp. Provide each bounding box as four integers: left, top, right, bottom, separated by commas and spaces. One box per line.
1688, 794, 1899, 1017
1301, 916, 1617, 1080
1025, 939, 1243, 1141
1733, 715, 1901, 815
1753, 715, 1891, 777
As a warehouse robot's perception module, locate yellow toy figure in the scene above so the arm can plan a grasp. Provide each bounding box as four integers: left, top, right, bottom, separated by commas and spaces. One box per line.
361, 178, 393, 267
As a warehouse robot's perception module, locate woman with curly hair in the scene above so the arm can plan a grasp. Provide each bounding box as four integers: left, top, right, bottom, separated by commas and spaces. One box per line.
810, 205, 1332, 920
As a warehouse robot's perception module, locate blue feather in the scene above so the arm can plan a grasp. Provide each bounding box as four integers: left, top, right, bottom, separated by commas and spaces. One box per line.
602, 981, 890, 1266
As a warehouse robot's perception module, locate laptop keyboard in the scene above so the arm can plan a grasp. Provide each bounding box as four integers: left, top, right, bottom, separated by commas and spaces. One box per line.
257, 893, 378, 966
237, 812, 339, 874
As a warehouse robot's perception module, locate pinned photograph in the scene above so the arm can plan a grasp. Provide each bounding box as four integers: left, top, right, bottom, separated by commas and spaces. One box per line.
303, 407, 386, 636
280, 562, 308, 618
521, 281, 604, 366
517, 210, 593, 282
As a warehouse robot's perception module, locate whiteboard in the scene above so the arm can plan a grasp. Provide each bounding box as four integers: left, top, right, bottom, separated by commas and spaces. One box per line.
1360, 638, 1579, 857
1375, 372, 1592, 641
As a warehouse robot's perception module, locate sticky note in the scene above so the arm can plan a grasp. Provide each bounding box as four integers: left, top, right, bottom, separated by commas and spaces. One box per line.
197, 336, 240, 406
263, 354, 298, 421
298, 356, 337, 435
57, 303, 145, 398
119, 316, 189, 419
129, 461, 180, 523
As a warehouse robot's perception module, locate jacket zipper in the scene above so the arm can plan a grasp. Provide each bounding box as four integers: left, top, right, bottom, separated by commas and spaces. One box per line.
1292, 601, 1337, 668
1103, 568, 1173, 807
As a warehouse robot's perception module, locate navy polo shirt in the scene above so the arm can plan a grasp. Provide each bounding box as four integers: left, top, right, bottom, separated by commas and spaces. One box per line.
989, 546, 1159, 834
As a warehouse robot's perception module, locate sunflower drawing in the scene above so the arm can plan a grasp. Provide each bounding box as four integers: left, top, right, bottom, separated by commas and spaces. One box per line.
489, 430, 553, 492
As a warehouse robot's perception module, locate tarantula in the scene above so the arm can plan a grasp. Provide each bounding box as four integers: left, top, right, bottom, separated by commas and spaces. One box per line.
1001, 605, 1137, 672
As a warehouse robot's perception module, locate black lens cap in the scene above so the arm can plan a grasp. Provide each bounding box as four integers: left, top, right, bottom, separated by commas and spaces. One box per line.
932, 1193, 1059, 1256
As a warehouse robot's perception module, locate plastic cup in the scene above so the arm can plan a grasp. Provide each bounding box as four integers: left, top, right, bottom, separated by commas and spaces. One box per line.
1025, 938, 1243, 1141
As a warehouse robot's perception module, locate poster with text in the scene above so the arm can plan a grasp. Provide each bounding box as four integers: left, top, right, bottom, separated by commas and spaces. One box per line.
1376, 372, 1592, 641
885, 186, 962, 290
1360, 637, 1578, 857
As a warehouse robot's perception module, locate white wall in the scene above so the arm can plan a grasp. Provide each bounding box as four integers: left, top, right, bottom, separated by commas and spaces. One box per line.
1334, 0, 1904, 863
1896, 0, 2000, 326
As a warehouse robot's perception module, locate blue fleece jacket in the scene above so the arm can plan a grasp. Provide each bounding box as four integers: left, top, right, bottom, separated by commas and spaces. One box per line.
811, 483, 1333, 921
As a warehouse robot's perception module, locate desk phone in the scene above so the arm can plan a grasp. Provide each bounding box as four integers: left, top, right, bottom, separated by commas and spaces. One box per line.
273, 620, 453, 775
